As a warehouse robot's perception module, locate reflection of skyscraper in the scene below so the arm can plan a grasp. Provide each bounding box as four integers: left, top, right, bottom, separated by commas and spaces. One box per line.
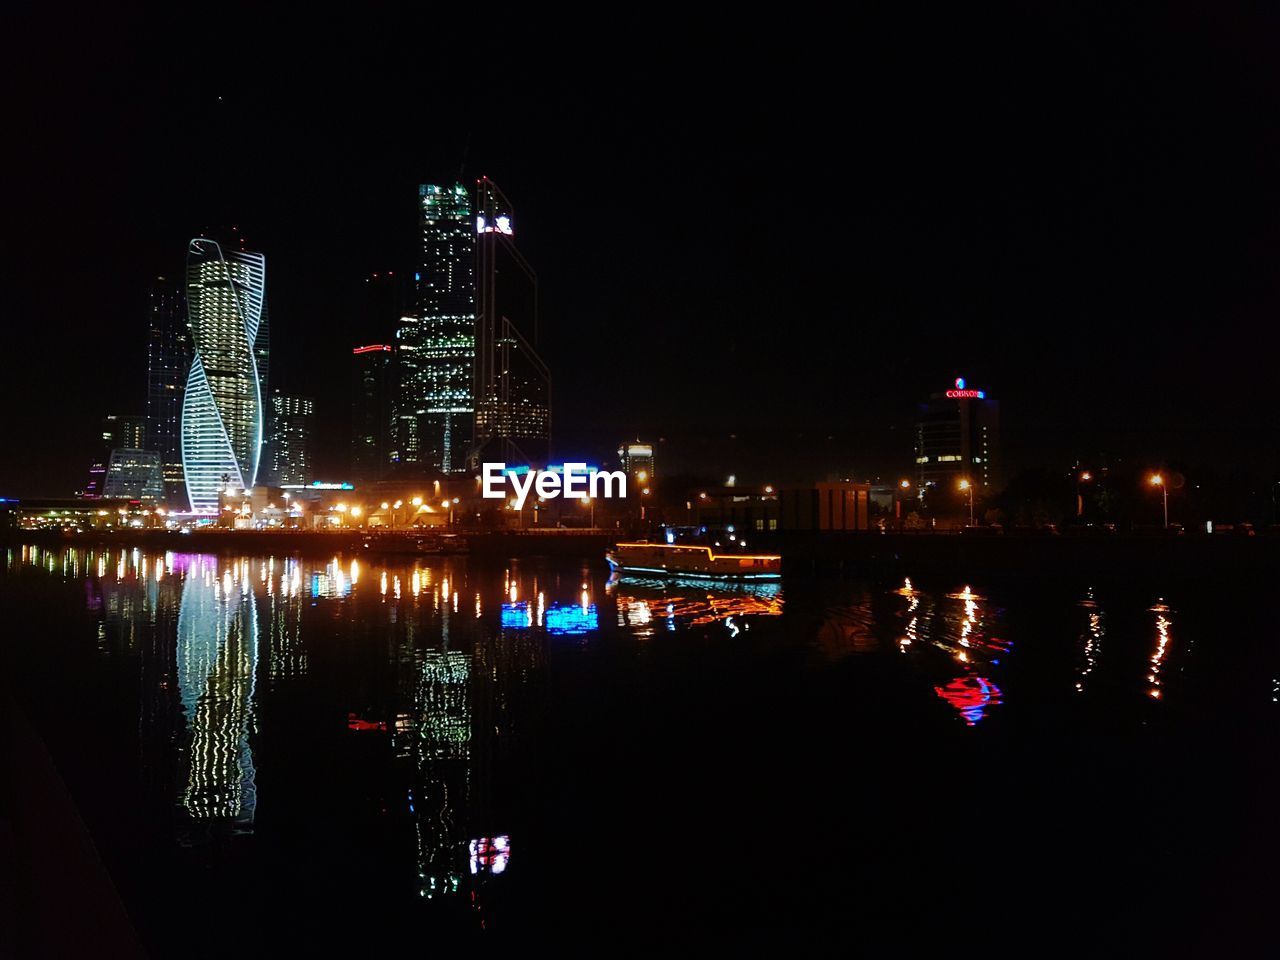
145, 276, 190, 505
393, 184, 476, 474
266, 560, 306, 682
413, 648, 472, 898
182, 238, 266, 511
138, 552, 182, 802
175, 558, 259, 830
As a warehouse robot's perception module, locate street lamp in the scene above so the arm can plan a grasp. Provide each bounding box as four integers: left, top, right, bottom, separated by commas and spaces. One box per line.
1076, 470, 1093, 518
959, 478, 975, 526
1150, 474, 1168, 528
896, 479, 911, 521
582, 494, 595, 528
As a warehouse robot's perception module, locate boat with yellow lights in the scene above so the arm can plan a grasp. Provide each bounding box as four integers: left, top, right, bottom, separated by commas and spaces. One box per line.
607, 542, 782, 580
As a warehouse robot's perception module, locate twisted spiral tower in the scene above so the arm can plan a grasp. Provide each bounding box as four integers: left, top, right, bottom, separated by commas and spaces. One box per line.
181, 238, 266, 512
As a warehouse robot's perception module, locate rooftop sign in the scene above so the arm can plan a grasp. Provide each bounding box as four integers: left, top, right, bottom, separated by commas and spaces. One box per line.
946, 377, 985, 399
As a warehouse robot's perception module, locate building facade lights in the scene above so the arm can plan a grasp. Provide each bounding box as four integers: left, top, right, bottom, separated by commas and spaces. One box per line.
181, 238, 266, 512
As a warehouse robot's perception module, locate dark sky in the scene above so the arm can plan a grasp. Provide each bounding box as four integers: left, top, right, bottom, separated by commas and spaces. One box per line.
6, 4, 1280, 496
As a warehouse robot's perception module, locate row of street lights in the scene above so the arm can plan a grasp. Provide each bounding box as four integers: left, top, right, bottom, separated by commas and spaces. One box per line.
898, 471, 1172, 528
1081, 469, 1171, 527
893, 477, 975, 524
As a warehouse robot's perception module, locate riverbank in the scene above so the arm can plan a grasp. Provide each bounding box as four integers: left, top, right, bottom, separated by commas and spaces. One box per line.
1, 528, 618, 559
7, 527, 1278, 582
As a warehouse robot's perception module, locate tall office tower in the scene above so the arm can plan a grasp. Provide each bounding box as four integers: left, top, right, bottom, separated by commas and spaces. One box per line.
266, 391, 314, 486
392, 184, 476, 474
472, 177, 550, 467
145, 276, 191, 506
83, 414, 148, 497
351, 344, 393, 481
181, 238, 266, 511
618, 441, 655, 479
914, 377, 1001, 493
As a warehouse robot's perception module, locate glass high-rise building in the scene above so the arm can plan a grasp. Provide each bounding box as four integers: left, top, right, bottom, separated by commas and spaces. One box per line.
265, 391, 314, 486
181, 238, 266, 512
392, 184, 475, 474
351, 344, 393, 481
83, 414, 147, 497
103, 449, 165, 500
473, 177, 550, 467
145, 276, 191, 506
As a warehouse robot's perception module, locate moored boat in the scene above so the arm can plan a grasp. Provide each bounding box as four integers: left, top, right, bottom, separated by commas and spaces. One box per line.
606, 541, 782, 580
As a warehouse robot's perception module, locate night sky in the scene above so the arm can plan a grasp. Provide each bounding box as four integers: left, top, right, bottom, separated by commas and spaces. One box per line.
7, 4, 1280, 496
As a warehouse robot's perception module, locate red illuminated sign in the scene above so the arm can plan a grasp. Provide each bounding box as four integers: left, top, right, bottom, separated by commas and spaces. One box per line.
946, 389, 985, 399
352, 344, 392, 355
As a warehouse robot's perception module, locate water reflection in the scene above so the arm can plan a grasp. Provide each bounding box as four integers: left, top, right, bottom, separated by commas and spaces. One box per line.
174, 555, 259, 837
1148, 600, 1173, 700
1076, 587, 1105, 694
5, 541, 1249, 930
607, 572, 783, 636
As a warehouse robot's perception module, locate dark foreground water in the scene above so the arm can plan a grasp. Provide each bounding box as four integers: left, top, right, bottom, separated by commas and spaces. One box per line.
3, 542, 1279, 950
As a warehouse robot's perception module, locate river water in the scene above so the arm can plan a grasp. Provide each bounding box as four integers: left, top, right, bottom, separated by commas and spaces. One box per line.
3, 542, 1278, 949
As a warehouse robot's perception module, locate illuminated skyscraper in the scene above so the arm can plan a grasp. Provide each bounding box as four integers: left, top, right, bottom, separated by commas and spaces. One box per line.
83, 414, 147, 497
915, 377, 1000, 492
473, 177, 550, 467
392, 184, 475, 474
103, 449, 165, 500
618, 442, 655, 479
145, 276, 190, 505
265, 391, 314, 486
351, 344, 393, 480
181, 238, 266, 511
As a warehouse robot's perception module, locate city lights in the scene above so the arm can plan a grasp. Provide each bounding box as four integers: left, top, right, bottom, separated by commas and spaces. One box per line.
11, 25, 1280, 950
1150, 473, 1169, 528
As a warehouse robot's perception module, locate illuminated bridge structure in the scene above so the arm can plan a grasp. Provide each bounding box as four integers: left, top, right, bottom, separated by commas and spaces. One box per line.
181, 238, 266, 512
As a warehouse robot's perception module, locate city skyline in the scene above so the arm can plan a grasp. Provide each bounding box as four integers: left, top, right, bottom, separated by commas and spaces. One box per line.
9, 10, 1280, 950
7, 7, 1280, 499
